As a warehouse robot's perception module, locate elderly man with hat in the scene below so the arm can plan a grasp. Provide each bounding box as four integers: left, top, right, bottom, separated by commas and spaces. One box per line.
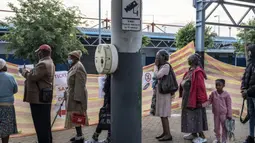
64, 50, 88, 143
21, 44, 55, 143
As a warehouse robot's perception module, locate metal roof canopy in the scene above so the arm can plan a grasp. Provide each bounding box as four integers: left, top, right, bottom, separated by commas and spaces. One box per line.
194, 0, 255, 66
204, 0, 255, 29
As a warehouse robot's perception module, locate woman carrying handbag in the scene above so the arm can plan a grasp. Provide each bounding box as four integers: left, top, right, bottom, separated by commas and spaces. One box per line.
153, 50, 178, 141
87, 74, 111, 143
64, 50, 89, 143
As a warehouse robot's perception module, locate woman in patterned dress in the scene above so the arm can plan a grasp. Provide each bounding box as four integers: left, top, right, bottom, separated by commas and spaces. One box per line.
179, 54, 208, 143
0, 58, 18, 143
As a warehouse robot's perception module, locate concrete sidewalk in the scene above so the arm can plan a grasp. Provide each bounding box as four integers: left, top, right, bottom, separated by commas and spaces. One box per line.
10, 110, 248, 143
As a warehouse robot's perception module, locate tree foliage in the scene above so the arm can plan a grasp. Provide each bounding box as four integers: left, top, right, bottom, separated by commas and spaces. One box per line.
175, 22, 215, 49
1, 0, 86, 64
142, 36, 150, 47
234, 19, 255, 53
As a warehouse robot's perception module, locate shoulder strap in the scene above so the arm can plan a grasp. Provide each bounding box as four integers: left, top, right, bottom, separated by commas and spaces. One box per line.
52, 64, 55, 89
36, 81, 41, 90
36, 64, 55, 90
165, 63, 171, 75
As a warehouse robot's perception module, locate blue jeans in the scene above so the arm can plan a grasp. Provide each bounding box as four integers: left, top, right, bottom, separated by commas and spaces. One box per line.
248, 97, 255, 137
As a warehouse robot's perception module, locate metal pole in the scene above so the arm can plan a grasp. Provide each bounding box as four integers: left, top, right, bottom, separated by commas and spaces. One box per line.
235, 52, 237, 66
99, 0, 102, 44
229, 27, 231, 37
218, 15, 220, 36
111, 0, 142, 143
244, 29, 248, 66
195, 0, 206, 67
214, 15, 220, 36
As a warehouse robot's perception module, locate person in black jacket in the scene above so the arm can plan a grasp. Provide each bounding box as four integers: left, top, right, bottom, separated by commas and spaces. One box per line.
242, 44, 255, 143
87, 75, 111, 143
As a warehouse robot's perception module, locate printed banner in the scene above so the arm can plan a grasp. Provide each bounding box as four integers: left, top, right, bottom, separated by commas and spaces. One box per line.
6, 41, 245, 137
98, 76, 106, 99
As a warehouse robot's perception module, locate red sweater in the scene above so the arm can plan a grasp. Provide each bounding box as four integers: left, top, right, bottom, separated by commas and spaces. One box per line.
179, 67, 208, 108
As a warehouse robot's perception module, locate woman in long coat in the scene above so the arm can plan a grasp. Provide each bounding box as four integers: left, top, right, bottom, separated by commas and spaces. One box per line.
154, 50, 175, 141
179, 53, 208, 143
65, 50, 88, 143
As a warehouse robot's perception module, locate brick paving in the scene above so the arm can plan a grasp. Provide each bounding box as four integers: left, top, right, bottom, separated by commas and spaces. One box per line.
9, 110, 248, 143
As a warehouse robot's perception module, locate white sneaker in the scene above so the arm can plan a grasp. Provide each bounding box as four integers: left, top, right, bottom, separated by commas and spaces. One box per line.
85, 139, 98, 143
98, 139, 110, 143
184, 134, 197, 140
192, 137, 200, 143
212, 139, 220, 143
192, 137, 207, 143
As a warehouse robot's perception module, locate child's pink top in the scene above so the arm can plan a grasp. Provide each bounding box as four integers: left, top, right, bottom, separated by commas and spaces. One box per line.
203, 90, 232, 118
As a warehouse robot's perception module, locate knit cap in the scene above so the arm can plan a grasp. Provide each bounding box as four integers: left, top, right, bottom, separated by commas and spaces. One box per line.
69, 50, 82, 59
0, 58, 6, 70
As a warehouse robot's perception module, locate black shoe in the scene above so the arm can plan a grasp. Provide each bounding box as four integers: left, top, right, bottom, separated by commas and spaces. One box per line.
70, 136, 76, 142
155, 133, 165, 139
71, 136, 84, 143
70, 134, 84, 142
244, 136, 255, 143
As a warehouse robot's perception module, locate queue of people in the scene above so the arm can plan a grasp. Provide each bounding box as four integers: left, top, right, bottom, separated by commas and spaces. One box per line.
151, 50, 233, 143
1, 44, 255, 143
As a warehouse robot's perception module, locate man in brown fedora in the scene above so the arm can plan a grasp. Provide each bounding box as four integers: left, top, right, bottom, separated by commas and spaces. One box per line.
21, 44, 55, 143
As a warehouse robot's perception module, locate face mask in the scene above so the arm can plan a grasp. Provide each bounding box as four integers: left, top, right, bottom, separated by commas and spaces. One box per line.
68, 59, 73, 65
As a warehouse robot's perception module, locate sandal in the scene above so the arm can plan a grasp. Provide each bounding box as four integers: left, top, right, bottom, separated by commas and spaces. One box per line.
158, 136, 173, 141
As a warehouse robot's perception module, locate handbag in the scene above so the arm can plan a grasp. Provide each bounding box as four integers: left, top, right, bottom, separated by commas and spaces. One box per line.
158, 63, 178, 94
98, 106, 111, 130
71, 113, 86, 125
225, 119, 236, 141
240, 98, 250, 124
36, 82, 53, 103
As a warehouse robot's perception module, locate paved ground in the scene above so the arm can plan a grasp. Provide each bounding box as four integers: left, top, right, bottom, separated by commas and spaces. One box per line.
9, 110, 248, 143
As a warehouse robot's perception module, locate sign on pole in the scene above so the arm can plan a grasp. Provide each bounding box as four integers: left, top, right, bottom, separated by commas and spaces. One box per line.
122, 0, 141, 31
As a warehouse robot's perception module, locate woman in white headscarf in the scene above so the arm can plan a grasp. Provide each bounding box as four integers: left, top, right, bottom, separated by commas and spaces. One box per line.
0, 59, 18, 143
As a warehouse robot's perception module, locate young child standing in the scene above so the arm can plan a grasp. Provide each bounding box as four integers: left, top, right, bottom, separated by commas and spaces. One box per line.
203, 79, 232, 143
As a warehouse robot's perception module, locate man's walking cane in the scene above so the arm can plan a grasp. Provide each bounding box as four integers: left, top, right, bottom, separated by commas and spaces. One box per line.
51, 99, 65, 128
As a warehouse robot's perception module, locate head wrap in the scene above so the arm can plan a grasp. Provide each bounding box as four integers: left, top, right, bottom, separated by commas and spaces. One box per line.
69, 50, 82, 60
0, 58, 6, 70
189, 53, 203, 69
157, 49, 169, 62
188, 53, 207, 79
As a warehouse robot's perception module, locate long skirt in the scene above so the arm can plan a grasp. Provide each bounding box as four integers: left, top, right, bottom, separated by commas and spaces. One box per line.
181, 107, 208, 133
0, 105, 18, 138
